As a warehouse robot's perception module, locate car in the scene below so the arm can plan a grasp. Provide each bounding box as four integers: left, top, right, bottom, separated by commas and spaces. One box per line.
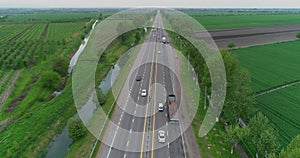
158, 103, 164, 111
158, 130, 166, 143
141, 89, 147, 97
136, 76, 142, 81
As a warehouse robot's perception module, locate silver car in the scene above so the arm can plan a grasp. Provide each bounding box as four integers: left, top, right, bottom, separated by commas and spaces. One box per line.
141, 89, 147, 97
158, 130, 166, 143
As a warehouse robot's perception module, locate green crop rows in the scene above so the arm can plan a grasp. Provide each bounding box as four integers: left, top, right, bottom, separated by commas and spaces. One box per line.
0, 23, 30, 43
232, 40, 300, 92
45, 22, 86, 42
257, 84, 300, 147
2, 12, 98, 22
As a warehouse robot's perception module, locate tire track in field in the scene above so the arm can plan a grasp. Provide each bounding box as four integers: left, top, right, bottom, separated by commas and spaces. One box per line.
256, 79, 300, 97
40, 23, 49, 42
0, 70, 22, 111
8, 24, 34, 43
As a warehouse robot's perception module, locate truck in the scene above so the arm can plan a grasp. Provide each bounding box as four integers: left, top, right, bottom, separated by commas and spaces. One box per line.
167, 94, 179, 122
162, 36, 167, 44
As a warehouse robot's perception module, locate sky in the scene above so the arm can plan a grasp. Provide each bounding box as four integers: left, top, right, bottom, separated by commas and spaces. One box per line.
1, 0, 300, 8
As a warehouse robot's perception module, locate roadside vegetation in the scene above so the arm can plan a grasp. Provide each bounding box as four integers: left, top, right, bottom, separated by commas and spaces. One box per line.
65, 27, 148, 157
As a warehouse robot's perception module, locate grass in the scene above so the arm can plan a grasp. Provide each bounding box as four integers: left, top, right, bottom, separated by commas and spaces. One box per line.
256, 84, 300, 148
192, 92, 240, 158
191, 14, 300, 30
232, 40, 300, 92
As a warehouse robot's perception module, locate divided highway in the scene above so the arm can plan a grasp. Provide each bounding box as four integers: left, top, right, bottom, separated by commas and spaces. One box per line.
97, 11, 186, 158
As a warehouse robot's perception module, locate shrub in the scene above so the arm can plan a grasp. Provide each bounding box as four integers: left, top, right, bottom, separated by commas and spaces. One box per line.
67, 118, 86, 141
40, 71, 60, 89
296, 32, 300, 39
227, 42, 236, 48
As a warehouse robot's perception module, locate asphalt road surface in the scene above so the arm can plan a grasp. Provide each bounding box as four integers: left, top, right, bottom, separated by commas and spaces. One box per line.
196, 24, 300, 48
97, 11, 186, 158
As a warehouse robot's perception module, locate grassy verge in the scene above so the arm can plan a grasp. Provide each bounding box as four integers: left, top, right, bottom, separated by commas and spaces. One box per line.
166, 29, 239, 157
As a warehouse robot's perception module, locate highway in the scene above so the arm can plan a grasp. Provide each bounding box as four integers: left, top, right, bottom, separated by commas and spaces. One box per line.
97, 11, 186, 158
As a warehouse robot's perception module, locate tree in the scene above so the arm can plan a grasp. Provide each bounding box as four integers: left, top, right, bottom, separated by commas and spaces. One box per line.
296, 32, 300, 39
248, 112, 279, 158
278, 135, 300, 157
226, 124, 249, 154
52, 56, 69, 76
96, 88, 106, 106
228, 42, 236, 48
67, 118, 86, 141
40, 71, 60, 89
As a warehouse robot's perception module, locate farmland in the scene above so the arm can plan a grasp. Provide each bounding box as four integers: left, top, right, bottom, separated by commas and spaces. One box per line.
232, 39, 300, 151
190, 13, 300, 30
232, 40, 300, 92
0, 9, 100, 157
257, 84, 300, 147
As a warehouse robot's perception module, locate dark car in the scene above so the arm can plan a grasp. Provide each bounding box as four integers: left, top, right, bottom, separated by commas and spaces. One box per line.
136, 76, 142, 81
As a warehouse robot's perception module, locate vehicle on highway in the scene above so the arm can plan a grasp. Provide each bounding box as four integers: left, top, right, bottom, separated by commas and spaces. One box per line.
141, 89, 147, 97
158, 103, 164, 111
162, 36, 166, 44
158, 130, 166, 143
136, 76, 142, 81
167, 95, 179, 122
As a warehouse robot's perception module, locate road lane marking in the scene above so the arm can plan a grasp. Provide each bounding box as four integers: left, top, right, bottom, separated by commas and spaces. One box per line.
151, 28, 159, 158
105, 33, 152, 158
126, 140, 129, 147
140, 22, 157, 158
132, 118, 135, 123
107, 130, 118, 158
124, 154, 127, 158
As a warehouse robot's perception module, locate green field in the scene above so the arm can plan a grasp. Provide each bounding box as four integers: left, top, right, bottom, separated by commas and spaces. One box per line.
2, 12, 98, 22
191, 14, 300, 29
232, 40, 300, 150
232, 40, 300, 92
257, 84, 300, 147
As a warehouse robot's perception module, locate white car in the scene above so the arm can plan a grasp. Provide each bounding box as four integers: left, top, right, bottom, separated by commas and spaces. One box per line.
158, 130, 166, 143
141, 89, 147, 97
158, 103, 164, 112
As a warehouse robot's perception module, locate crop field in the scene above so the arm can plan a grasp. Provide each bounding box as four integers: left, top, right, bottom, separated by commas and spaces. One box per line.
45, 22, 86, 42
191, 14, 300, 29
0, 23, 31, 43
0, 11, 99, 157
256, 84, 300, 147
232, 40, 300, 92
2, 12, 98, 22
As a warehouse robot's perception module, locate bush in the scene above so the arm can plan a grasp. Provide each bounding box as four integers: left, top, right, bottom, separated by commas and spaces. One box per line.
40, 71, 60, 89
227, 42, 236, 48
52, 56, 69, 76
296, 32, 300, 39
96, 88, 106, 106
67, 118, 86, 141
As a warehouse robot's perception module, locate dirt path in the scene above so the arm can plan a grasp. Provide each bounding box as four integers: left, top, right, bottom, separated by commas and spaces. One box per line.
0, 70, 22, 111
256, 80, 300, 97
40, 23, 49, 42
0, 72, 9, 88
